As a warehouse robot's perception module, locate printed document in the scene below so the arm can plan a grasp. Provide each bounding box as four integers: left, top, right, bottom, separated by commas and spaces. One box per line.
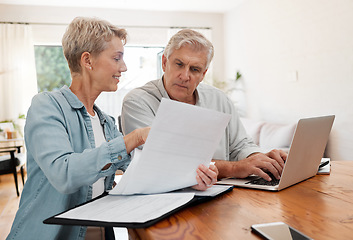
110, 98, 231, 195
46, 99, 232, 227
58, 193, 195, 223
53, 185, 232, 224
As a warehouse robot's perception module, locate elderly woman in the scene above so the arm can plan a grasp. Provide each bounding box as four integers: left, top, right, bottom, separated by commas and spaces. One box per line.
7, 17, 149, 240
7, 17, 218, 240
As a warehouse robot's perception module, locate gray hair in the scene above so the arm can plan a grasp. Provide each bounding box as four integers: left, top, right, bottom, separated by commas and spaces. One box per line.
163, 29, 214, 68
62, 17, 127, 73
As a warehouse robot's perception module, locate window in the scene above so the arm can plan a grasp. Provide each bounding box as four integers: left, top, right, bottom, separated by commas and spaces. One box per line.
95, 46, 164, 119
33, 26, 213, 119
34, 46, 71, 92
34, 45, 164, 118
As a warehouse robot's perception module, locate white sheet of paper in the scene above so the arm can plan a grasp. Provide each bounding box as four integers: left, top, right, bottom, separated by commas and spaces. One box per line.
317, 157, 330, 174
57, 193, 195, 223
111, 98, 231, 195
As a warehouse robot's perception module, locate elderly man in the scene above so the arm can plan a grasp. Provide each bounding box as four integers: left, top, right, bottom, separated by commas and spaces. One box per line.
121, 29, 287, 182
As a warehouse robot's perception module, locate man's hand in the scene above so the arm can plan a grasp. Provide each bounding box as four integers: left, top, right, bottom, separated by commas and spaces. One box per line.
215, 149, 287, 181
192, 163, 218, 191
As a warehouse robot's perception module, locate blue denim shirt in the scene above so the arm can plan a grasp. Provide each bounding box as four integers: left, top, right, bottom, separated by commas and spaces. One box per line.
7, 86, 130, 240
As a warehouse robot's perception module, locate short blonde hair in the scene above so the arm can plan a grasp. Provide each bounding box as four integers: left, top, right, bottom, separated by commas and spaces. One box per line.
163, 29, 214, 68
62, 17, 127, 73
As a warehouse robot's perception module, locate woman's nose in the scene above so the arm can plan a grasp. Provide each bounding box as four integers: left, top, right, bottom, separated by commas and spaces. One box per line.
120, 60, 127, 72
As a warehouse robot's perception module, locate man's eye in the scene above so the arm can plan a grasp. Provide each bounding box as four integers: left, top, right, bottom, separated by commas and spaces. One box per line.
192, 68, 200, 72
115, 58, 121, 62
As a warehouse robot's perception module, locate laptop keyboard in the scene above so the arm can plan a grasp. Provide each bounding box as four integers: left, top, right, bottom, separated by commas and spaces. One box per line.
245, 172, 280, 186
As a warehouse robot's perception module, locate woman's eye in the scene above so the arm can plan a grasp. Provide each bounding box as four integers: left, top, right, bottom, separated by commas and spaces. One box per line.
115, 53, 123, 62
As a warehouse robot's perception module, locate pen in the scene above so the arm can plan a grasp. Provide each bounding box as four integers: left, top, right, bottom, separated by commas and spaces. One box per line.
319, 160, 329, 169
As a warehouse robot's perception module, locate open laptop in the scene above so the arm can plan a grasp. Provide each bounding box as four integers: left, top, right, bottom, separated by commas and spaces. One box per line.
217, 115, 335, 191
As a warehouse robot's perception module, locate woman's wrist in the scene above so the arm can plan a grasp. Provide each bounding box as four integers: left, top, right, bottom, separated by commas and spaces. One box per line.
123, 128, 149, 154
123, 129, 138, 154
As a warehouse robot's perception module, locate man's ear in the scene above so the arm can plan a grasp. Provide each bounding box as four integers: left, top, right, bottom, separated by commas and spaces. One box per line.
200, 68, 208, 82
161, 54, 167, 72
81, 52, 92, 70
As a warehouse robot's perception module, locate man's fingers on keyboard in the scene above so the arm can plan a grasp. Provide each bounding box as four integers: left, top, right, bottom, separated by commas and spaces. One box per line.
254, 168, 272, 181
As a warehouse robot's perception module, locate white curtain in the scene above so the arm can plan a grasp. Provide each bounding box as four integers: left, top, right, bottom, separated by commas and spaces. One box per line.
0, 24, 38, 122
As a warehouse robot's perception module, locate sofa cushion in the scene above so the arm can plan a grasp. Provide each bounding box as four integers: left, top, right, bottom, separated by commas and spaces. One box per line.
259, 122, 296, 151
240, 118, 265, 145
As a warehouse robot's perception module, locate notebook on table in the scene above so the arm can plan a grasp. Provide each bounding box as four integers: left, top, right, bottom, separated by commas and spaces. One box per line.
217, 115, 335, 191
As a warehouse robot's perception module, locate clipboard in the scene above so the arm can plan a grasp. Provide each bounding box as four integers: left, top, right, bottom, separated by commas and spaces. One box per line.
43, 185, 233, 229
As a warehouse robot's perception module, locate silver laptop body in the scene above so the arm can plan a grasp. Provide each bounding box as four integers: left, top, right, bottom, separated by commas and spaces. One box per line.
218, 115, 335, 191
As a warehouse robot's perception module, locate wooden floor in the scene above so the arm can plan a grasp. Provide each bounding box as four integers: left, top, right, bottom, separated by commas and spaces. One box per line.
0, 172, 25, 240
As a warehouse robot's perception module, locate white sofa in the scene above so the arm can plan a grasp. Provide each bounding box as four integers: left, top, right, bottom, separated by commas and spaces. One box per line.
240, 117, 297, 153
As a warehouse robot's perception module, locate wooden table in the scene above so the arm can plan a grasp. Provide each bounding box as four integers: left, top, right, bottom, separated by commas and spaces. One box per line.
128, 161, 353, 240
0, 138, 24, 150
0, 138, 25, 196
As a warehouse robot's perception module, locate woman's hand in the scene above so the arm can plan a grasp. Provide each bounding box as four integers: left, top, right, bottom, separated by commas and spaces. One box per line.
123, 127, 150, 154
192, 163, 218, 191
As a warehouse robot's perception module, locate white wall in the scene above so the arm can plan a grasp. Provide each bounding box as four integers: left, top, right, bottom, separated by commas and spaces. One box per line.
224, 0, 353, 161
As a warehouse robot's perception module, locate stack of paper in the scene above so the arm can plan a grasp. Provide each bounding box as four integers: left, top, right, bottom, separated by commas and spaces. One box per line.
44, 98, 232, 228
111, 98, 231, 195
